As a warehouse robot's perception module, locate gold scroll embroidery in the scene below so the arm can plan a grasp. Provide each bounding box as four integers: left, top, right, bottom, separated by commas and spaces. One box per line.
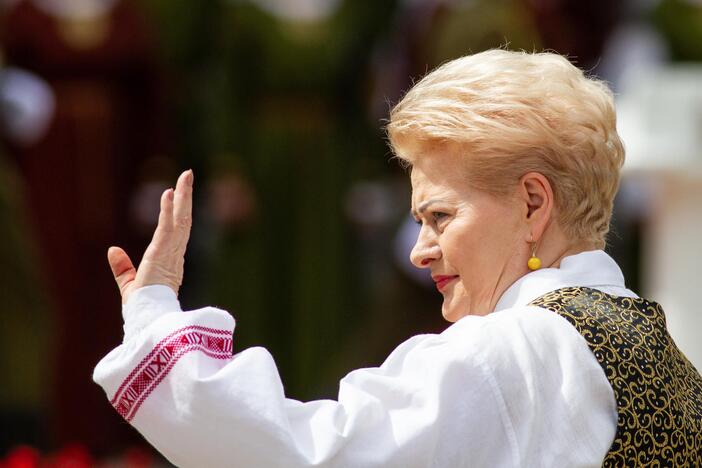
530, 287, 702, 467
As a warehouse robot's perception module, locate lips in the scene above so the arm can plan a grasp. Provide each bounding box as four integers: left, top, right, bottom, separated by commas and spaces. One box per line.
432, 275, 459, 291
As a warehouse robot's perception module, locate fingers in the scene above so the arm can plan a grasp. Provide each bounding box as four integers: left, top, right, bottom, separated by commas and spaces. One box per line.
173, 170, 194, 251
108, 246, 136, 300
114, 170, 193, 301
144, 187, 174, 258
157, 187, 175, 234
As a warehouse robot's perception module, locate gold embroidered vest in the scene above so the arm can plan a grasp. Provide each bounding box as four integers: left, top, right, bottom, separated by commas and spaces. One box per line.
530, 287, 702, 467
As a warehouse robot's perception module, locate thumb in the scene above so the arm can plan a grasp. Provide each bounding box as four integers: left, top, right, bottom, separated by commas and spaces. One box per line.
108, 246, 136, 300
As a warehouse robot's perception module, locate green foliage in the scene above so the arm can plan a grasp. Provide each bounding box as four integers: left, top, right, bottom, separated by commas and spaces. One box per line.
653, 0, 702, 61
0, 156, 50, 408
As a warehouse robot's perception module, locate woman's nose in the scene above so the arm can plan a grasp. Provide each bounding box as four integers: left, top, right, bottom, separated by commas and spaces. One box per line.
410, 230, 441, 268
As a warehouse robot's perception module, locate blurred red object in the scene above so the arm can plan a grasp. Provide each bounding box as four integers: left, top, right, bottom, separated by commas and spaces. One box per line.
2, 445, 41, 468
123, 446, 154, 468
45, 443, 93, 468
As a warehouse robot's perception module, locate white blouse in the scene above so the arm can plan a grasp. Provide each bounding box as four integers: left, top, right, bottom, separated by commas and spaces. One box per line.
94, 250, 636, 467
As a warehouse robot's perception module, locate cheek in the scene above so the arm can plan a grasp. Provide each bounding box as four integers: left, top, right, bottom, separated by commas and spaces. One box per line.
444, 220, 514, 287
442, 221, 493, 270
440, 231, 468, 272
439, 228, 481, 300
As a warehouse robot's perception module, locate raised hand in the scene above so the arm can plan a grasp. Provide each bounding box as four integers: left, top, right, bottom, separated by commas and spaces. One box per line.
108, 170, 194, 304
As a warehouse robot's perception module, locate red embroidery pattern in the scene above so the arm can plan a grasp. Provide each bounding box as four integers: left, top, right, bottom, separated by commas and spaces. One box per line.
111, 325, 233, 421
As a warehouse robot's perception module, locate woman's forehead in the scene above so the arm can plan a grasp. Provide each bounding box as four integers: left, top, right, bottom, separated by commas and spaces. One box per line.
410, 155, 466, 190
410, 163, 466, 207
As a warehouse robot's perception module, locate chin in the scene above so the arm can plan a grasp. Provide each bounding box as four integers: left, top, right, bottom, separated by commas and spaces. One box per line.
442, 294, 487, 321
441, 303, 463, 322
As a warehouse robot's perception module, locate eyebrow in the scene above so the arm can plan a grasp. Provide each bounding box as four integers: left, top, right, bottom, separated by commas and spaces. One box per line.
411, 199, 444, 217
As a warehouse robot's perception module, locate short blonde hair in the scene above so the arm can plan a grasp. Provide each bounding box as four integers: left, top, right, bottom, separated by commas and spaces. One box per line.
387, 49, 624, 248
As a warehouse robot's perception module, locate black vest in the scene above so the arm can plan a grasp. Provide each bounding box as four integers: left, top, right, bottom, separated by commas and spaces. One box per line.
530, 287, 702, 467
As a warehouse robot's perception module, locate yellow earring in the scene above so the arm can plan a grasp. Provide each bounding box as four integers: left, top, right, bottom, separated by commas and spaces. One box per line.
527, 242, 542, 271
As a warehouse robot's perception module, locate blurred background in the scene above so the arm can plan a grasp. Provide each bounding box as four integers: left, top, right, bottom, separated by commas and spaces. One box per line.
0, 0, 701, 465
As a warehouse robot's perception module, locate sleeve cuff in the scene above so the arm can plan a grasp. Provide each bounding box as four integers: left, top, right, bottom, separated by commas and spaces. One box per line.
122, 285, 182, 341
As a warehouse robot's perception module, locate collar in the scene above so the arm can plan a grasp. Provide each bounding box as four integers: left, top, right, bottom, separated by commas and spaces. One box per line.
493, 250, 636, 312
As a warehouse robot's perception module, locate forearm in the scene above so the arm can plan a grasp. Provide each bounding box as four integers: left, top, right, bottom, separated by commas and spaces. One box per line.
92, 287, 476, 467
94, 286, 302, 466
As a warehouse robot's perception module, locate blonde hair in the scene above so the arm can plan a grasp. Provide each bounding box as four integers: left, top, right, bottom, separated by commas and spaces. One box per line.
387, 49, 624, 248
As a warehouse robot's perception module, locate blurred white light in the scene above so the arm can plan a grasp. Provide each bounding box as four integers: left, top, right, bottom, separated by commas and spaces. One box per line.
617, 65, 702, 175
31, 0, 118, 19
241, 0, 341, 22
0, 67, 56, 147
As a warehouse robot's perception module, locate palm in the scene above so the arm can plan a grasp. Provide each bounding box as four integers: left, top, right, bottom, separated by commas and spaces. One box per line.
108, 170, 193, 304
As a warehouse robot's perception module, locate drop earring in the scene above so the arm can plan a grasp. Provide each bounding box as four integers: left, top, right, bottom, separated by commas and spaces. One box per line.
528, 241, 542, 271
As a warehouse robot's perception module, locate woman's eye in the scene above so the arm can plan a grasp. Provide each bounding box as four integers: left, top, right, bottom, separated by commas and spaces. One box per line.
432, 212, 448, 223
431, 211, 449, 226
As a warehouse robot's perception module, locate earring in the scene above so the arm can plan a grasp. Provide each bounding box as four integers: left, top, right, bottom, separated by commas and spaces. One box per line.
527, 241, 542, 271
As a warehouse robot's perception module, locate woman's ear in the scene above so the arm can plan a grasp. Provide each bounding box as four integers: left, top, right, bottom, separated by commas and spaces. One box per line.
518, 172, 554, 242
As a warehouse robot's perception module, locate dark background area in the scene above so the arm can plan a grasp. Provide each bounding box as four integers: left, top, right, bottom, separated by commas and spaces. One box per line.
1, 0, 700, 465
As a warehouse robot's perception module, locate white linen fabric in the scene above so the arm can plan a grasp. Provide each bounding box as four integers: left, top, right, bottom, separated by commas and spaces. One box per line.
94, 250, 635, 467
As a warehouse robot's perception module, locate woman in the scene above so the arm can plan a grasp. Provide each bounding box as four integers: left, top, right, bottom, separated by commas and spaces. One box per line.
94, 50, 702, 467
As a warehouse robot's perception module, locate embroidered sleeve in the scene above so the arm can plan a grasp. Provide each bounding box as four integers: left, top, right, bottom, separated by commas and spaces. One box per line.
93, 291, 613, 467
110, 325, 233, 421
93, 287, 518, 467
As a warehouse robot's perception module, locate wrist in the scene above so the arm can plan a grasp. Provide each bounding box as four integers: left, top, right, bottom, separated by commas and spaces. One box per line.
122, 285, 183, 341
